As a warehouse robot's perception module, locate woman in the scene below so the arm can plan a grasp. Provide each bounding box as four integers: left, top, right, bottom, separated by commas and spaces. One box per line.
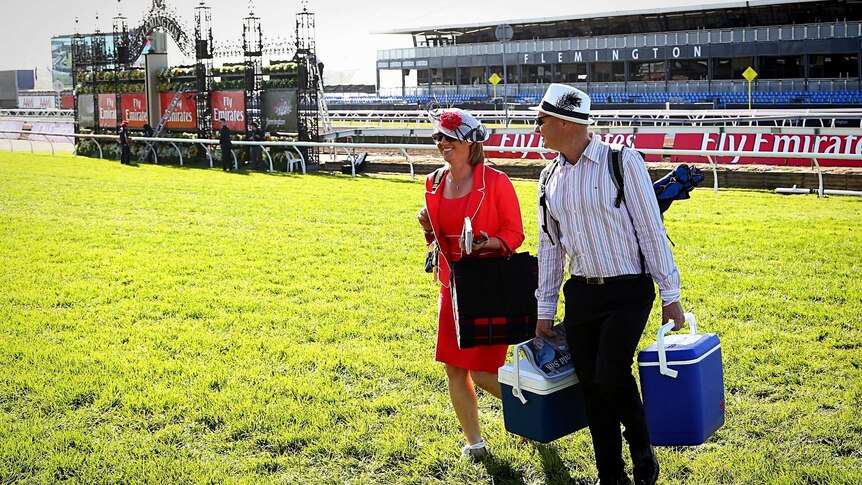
417, 108, 525, 460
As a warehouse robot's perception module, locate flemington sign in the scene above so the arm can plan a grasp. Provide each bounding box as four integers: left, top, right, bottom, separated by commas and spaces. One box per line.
133, 0, 194, 57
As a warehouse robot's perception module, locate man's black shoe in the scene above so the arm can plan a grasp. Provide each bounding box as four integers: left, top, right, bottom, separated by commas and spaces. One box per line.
632, 446, 659, 485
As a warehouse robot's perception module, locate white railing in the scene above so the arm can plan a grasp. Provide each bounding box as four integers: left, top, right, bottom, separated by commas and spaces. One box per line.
1, 129, 859, 198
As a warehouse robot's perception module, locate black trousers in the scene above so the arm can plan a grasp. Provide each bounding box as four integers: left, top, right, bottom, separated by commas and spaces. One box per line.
120, 145, 130, 165
563, 274, 654, 480
221, 147, 232, 170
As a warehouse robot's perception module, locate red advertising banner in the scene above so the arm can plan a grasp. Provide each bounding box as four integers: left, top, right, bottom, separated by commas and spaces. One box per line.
483, 133, 666, 162
61, 95, 74, 109
211, 91, 246, 131
483, 133, 556, 161
160, 92, 198, 130
671, 133, 862, 167
98, 94, 118, 128
120, 93, 147, 128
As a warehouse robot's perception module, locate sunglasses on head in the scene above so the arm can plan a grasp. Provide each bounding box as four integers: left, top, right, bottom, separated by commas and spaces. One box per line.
431, 132, 459, 143
535, 115, 552, 127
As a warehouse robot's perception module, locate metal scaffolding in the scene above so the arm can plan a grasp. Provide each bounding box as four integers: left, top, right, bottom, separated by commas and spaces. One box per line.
295, 6, 320, 167
194, 1, 214, 137
243, 8, 263, 131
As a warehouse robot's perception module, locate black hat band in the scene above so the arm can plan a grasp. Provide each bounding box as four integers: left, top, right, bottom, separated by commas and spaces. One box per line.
540, 101, 589, 120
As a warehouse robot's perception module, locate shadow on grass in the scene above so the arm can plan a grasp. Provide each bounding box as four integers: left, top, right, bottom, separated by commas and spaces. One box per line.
533, 442, 594, 485
480, 442, 591, 485
481, 454, 527, 484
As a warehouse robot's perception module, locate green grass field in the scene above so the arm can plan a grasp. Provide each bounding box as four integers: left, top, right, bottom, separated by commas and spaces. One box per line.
1, 152, 860, 484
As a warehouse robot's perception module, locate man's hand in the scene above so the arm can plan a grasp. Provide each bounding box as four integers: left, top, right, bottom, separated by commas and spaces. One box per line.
662, 301, 686, 331
536, 319, 557, 338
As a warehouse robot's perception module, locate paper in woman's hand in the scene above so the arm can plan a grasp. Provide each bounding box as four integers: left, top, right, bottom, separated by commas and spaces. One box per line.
462, 217, 473, 254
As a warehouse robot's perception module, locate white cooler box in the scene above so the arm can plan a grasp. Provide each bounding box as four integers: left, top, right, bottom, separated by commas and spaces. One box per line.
498, 342, 588, 443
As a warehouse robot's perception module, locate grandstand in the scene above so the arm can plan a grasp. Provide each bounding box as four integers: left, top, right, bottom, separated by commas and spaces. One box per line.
332, 0, 861, 108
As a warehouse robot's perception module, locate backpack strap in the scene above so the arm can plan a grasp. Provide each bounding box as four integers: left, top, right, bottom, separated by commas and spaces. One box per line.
607, 146, 647, 274
608, 147, 625, 208
538, 160, 561, 245
429, 167, 446, 192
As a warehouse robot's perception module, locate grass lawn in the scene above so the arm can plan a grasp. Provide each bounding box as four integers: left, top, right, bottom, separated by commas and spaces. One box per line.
0, 152, 860, 484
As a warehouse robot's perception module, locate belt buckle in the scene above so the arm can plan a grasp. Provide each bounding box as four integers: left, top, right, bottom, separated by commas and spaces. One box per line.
585, 276, 604, 285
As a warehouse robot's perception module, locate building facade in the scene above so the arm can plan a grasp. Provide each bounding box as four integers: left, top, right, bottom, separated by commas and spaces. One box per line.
375, 0, 861, 104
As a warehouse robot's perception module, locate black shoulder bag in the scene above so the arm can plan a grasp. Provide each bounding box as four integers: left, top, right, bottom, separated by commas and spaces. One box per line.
450, 252, 538, 349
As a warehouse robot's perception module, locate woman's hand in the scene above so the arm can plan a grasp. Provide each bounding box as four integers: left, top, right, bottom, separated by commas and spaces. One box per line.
461, 230, 501, 252
417, 207, 432, 232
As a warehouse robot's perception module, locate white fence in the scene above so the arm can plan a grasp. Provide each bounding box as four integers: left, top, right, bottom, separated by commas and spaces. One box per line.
1, 128, 860, 198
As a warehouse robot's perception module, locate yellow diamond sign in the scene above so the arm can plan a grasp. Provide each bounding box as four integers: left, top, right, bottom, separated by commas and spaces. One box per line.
489, 73, 502, 85
742, 67, 758, 82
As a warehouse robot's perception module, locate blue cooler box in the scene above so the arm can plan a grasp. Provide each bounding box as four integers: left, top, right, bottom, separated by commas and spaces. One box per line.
637, 313, 724, 446
498, 343, 588, 443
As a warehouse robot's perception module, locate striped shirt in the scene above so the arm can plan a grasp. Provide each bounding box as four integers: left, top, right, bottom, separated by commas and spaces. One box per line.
536, 135, 681, 320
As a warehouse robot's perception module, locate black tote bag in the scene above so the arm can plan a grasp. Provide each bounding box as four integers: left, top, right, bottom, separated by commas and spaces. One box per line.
450, 252, 538, 349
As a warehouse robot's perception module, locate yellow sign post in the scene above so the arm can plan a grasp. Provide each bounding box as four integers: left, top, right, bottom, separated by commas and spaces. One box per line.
489, 73, 502, 99
742, 67, 758, 110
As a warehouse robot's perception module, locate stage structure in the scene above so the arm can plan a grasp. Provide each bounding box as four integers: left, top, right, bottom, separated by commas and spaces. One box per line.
113, 9, 131, 128
295, 6, 320, 167
71, 15, 119, 134
243, 8, 263, 131
194, 1, 214, 137
67, 0, 327, 168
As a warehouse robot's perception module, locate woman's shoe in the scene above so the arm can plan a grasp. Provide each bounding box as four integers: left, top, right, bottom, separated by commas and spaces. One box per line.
460, 439, 490, 461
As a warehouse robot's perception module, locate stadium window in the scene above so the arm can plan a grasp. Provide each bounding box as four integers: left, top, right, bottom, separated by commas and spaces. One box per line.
458, 68, 471, 86
591, 62, 625, 83
712, 57, 754, 80
669, 60, 708, 81
506, 65, 519, 84
759, 56, 804, 79
417, 69, 430, 86
469, 67, 485, 85
810, 54, 859, 78
629, 61, 666, 82
430, 68, 457, 86
560, 64, 587, 83
522, 65, 553, 84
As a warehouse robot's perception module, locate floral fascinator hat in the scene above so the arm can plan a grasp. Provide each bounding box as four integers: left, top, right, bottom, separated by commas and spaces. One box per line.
428, 107, 490, 143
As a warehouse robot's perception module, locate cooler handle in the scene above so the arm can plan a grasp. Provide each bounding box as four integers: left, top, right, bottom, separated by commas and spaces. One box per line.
511, 343, 528, 404
657, 312, 696, 378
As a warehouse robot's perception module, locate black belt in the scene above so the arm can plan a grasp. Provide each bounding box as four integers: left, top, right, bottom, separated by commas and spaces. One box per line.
569, 273, 649, 285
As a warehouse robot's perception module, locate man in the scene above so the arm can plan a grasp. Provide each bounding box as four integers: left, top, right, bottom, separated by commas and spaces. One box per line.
532, 84, 685, 485
118, 121, 131, 165
246, 121, 263, 170
142, 123, 155, 163
219, 118, 233, 171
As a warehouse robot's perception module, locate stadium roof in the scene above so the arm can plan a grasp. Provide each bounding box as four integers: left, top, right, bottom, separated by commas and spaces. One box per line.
375, 0, 822, 35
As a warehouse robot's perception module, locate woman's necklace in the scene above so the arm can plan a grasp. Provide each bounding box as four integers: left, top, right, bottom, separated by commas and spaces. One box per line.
448, 172, 472, 190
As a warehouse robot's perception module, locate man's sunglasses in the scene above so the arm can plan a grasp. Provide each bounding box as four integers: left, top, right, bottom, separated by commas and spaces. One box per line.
431, 132, 459, 143
535, 115, 552, 127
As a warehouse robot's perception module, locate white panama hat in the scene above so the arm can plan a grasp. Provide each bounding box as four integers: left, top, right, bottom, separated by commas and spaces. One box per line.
428, 108, 490, 142
529, 84, 594, 125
